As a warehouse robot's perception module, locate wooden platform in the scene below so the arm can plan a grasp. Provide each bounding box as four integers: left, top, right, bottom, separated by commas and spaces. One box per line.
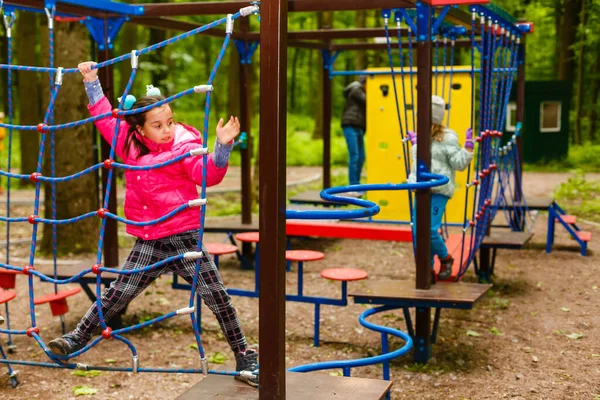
176, 372, 392, 400
289, 190, 343, 207
497, 196, 553, 211
350, 281, 492, 310
481, 231, 534, 249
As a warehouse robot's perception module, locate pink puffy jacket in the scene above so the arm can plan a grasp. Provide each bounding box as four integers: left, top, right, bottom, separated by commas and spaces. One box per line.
89, 96, 227, 240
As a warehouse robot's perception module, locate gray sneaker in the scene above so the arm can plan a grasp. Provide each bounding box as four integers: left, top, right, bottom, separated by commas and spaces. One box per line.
438, 256, 454, 280
235, 349, 259, 387
48, 334, 87, 356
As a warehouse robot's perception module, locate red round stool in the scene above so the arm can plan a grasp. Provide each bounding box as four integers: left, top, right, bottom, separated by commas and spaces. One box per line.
0, 270, 23, 289
285, 250, 325, 295
34, 287, 81, 317
321, 268, 368, 282
204, 243, 238, 268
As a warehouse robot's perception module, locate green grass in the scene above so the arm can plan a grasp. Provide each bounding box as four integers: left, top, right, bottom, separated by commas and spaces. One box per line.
554, 169, 600, 223
524, 144, 600, 173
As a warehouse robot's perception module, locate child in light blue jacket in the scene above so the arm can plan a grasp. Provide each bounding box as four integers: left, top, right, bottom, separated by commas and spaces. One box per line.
407, 95, 474, 282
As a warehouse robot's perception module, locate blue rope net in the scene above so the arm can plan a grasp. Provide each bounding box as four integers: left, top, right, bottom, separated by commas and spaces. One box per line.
0, 8, 262, 378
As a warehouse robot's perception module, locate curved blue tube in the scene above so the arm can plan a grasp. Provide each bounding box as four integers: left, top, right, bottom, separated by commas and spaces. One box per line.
288, 306, 412, 373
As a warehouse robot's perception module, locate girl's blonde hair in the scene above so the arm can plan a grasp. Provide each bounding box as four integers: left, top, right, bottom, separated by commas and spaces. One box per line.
431, 123, 445, 142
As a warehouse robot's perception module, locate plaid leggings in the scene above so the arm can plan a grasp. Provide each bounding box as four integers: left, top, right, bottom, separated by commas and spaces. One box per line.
71, 230, 248, 354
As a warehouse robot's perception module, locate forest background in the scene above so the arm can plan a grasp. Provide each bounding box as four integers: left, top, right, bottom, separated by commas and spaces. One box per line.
0, 0, 599, 253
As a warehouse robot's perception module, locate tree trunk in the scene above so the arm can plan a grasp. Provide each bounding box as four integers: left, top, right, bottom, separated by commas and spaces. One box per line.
573, 0, 587, 145
554, 0, 563, 78
16, 12, 42, 185
354, 11, 367, 72
40, 21, 97, 255
587, 51, 600, 142
117, 21, 139, 94
290, 47, 302, 112
313, 11, 333, 139
557, 0, 582, 81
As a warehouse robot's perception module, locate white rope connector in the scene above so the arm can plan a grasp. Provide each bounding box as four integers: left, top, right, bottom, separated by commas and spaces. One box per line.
132, 355, 139, 374
226, 14, 234, 34
131, 50, 138, 69
3, 14, 12, 38
201, 358, 209, 377
45, 7, 54, 30
188, 198, 207, 207
176, 306, 195, 315
239, 370, 258, 379
190, 148, 209, 156
240, 5, 259, 17
54, 67, 63, 86
194, 85, 213, 94
184, 251, 204, 260
75, 363, 89, 370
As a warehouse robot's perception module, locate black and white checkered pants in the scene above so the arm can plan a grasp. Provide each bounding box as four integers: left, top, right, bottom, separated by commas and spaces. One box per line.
71, 230, 248, 354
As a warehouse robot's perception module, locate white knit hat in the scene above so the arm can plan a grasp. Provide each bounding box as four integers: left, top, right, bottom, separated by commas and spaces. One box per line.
431, 95, 446, 125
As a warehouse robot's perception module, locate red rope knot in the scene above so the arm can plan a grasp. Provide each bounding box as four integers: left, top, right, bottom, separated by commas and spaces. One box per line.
28, 215, 39, 224
489, 164, 498, 171
92, 264, 102, 274
37, 123, 48, 133
26, 327, 40, 337
469, 220, 475, 227
103, 159, 114, 169
29, 172, 42, 183
22, 265, 35, 275
102, 327, 113, 339
111, 109, 121, 119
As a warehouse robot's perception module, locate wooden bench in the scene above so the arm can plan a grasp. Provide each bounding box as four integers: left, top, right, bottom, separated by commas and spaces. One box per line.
176, 372, 392, 400
289, 190, 345, 208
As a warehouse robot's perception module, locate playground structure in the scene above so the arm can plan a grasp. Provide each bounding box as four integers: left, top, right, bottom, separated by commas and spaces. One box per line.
0, 1, 591, 399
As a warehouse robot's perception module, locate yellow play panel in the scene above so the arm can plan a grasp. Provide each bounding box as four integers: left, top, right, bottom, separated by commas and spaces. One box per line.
365, 66, 475, 224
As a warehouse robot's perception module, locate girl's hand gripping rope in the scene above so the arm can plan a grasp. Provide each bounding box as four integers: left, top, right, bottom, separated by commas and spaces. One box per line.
464, 127, 474, 152
78, 61, 98, 82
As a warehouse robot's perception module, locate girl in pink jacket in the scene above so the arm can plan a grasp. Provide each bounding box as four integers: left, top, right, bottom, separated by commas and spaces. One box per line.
48, 62, 258, 387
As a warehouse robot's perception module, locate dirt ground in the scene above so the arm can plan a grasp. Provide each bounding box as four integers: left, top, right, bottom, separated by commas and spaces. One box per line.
0, 171, 599, 399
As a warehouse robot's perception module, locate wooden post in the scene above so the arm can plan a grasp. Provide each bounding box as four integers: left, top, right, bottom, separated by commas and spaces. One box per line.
259, 0, 288, 397
414, 2, 433, 364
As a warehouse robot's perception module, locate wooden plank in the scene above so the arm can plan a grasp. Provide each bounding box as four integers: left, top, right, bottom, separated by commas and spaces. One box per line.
289, 190, 343, 207
176, 372, 392, 400
481, 231, 534, 249
497, 197, 553, 211
350, 281, 492, 310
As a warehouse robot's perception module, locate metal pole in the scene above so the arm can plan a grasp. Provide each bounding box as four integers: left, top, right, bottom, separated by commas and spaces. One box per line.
259, 0, 288, 397
515, 36, 525, 205
322, 49, 332, 189
98, 20, 119, 268
414, 2, 432, 364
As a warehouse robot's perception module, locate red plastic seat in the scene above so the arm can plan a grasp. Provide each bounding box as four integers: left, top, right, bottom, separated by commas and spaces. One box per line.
205, 243, 238, 255
575, 231, 592, 242
557, 215, 577, 225
0, 290, 16, 304
285, 250, 325, 262
34, 287, 81, 317
321, 268, 368, 282
0, 269, 23, 289
235, 232, 260, 243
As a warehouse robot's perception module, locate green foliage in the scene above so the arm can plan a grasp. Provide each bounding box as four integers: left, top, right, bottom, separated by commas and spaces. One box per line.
524, 145, 600, 172
555, 169, 600, 222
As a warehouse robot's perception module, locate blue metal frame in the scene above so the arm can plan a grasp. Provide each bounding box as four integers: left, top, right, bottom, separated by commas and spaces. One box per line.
82, 17, 128, 50
1, 0, 143, 16
233, 40, 259, 64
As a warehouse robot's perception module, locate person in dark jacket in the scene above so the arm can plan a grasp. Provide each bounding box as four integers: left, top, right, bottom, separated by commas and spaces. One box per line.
341, 76, 367, 195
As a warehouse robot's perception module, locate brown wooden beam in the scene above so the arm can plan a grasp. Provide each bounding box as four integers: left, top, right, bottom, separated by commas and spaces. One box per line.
140, 0, 415, 16
129, 17, 246, 38
258, 0, 288, 396
331, 38, 472, 51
